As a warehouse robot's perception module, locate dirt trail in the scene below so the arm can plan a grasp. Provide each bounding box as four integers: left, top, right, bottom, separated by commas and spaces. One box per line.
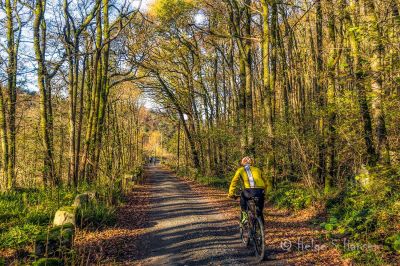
136, 166, 344, 265
135, 166, 255, 265
75, 165, 344, 265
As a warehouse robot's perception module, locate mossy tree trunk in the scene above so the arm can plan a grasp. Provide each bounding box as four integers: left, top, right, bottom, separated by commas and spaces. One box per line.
0, 85, 9, 189
63, 0, 99, 186
315, 0, 327, 187
325, 0, 338, 193
33, 0, 58, 186
365, 0, 390, 164
4, 0, 20, 190
342, 0, 378, 166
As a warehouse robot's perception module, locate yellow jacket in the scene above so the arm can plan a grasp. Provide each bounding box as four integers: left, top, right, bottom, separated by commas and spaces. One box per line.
228, 166, 267, 196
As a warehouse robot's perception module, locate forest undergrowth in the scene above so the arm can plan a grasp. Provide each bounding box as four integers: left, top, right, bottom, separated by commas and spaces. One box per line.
170, 163, 400, 265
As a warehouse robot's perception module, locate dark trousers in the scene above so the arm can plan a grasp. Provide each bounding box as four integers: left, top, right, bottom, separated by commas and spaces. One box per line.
240, 188, 265, 218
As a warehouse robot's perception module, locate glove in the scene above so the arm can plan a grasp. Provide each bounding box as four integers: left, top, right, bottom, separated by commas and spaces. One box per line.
228, 194, 238, 200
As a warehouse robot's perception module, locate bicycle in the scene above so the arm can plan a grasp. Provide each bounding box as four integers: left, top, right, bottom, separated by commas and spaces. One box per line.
235, 194, 265, 262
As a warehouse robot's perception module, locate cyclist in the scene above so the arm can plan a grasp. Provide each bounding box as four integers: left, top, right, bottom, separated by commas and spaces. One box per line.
228, 156, 267, 224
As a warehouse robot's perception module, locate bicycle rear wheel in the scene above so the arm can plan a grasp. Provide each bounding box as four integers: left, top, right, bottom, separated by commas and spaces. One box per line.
253, 216, 265, 261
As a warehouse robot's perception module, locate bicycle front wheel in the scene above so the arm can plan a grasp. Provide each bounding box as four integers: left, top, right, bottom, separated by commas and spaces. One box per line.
240, 219, 250, 247
253, 216, 265, 262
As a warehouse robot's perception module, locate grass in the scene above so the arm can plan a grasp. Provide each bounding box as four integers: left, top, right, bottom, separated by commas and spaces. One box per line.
0, 187, 76, 250
0, 179, 124, 262
322, 165, 400, 265
76, 201, 116, 229
173, 165, 231, 188
196, 175, 230, 188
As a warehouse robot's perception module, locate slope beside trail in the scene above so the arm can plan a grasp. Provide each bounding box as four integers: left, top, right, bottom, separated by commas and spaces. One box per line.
75, 165, 345, 265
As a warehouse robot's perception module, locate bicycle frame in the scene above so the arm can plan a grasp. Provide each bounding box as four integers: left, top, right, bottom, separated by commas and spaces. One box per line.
238, 195, 265, 261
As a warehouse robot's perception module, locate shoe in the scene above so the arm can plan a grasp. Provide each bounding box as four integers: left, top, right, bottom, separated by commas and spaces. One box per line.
241, 211, 248, 224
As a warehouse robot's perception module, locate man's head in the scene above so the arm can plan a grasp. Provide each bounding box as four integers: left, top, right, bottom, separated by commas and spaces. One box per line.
241, 156, 253, 166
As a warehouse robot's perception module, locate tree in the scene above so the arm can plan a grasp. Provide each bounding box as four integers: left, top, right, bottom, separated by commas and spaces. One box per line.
63, 0, 100, 186
1, 0, 22, 189
365, 0, 390, 163
342, 0, 378, 166
33, 0, 58, 185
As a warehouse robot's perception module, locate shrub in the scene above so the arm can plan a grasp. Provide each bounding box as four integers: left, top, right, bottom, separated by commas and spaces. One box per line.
76, 202, 116, 229
268, 181, 315, 210
385, 233, 400, 253
131, 166, 143, 179
196, 175, 230, 188
342, 250, 384, 266
174, 165, 199, 180
323, 165, 400, 264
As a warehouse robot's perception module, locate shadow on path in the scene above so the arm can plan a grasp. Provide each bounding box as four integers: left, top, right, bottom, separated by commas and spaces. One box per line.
134, 166, 259, 265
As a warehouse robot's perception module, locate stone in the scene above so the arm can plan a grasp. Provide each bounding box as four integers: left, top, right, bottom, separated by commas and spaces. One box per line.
86, 191, 97, 200
72, 193, 89, 208
34, 223, 74, 257
53, 206, 76, 226
355, 164, 372, 189
123, 174, 134, 191
124, 174, 134, 180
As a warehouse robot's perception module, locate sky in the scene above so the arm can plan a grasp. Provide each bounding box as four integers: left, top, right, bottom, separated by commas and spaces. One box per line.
135, 0, 155, 11
0, 0, 155, 89
0, 0, 158, 108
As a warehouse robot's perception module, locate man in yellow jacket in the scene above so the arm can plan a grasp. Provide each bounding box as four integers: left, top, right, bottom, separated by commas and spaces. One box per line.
228, 156, 267, 223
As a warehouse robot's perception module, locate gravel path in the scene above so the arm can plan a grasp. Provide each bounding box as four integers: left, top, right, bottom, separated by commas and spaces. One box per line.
136, 165, 260, 265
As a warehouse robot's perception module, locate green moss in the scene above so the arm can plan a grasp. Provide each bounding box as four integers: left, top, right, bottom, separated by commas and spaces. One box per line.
323, 165, 400, 263
58, 206, 77, 213
32, 258, 63, 266
36, 224, 74, 242
34, 224, 75, 257
72, 194, 89, 207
